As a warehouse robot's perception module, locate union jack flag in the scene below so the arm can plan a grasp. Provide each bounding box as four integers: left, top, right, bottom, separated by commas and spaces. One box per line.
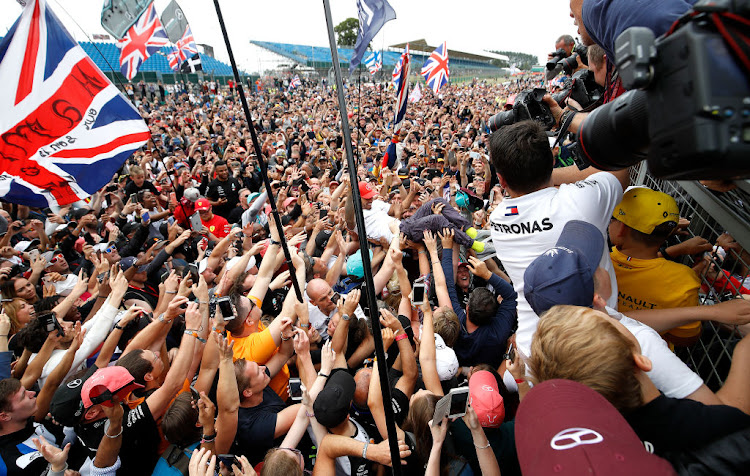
421, 42, 449, 93
117, 3, 170, 81
0, 0, 150, 207
289, 74, 301, 89
365, 51, 382, 75
392, 46, 410, 134
167, 24, 199, 72
392, 44, 408, 89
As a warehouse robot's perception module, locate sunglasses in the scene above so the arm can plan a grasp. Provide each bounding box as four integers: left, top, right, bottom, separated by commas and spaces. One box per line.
49, 254, 64, 264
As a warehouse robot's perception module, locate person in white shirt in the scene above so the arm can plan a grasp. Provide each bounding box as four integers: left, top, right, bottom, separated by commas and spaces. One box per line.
488, 120, 629, 358
523, 220, 750, 411
26, 269, 129, 389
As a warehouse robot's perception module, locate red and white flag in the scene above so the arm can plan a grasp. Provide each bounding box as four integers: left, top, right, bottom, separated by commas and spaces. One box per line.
0, 0, 150, 207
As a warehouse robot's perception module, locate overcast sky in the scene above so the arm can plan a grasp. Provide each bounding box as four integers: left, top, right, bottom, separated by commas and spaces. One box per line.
4, 0, 576, 72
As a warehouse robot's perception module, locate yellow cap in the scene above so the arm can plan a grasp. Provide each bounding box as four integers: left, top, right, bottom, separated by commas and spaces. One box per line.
613, 187, 679, 234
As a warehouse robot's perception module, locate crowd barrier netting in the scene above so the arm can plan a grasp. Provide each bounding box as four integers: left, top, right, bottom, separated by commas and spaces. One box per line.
630, 161, 750, 390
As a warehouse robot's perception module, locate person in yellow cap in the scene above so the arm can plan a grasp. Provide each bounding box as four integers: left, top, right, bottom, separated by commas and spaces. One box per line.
608, 187, 701, 346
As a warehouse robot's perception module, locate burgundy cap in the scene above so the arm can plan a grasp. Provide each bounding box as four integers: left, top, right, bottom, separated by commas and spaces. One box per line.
515, 379, 676, 476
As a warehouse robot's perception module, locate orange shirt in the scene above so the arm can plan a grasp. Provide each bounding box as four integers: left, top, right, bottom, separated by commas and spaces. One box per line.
228, 321, 290, 399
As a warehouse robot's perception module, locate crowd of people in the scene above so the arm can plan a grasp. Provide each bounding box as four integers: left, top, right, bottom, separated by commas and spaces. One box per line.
1, 7, 750, 475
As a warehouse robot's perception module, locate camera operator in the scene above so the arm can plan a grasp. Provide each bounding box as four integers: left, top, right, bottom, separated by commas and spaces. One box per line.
546, 35, 586, 80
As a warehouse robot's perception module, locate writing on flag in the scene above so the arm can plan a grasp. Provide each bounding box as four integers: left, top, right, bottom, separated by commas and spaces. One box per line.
0, 0, 150, 207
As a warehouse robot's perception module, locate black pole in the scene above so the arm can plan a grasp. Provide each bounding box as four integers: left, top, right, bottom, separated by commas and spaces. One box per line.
321, 0, 402, 472
211, 0, 303, 302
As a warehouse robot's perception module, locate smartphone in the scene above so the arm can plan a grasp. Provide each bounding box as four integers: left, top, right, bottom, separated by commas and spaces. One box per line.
469, 151, 480, 160
190, 384, 200, 402
300, 182, 310, 193
29, 249, 40, 260
448, 387, 470, 419
412, 277, 425, 306
141, 211, 150, 223
169, 192, 178, 207
331, 292, 341, 306
189, 212, 203, 232
216, 296, 236, 321
289, 377, 303, 401
39, 311, 65, 337
319, 209, 328, 219
432, 393, 452, 426
167, 216, 175, 225
186, 264, 199, 283
217, 455, 240, 469
504, 342, 516, 362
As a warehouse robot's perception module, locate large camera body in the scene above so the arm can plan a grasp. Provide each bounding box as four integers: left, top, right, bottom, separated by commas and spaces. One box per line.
576, 2, 750, 179
488, 89, 555, 132
551, 69, 604, 110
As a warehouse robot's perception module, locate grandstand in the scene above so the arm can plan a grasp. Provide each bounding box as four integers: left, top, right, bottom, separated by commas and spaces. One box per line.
77, 41, 247, 84
250, 39, 505, 80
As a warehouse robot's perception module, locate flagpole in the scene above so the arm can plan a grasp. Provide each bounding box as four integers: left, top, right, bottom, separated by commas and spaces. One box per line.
321, 0, 402, 472
211, 0, 304, 302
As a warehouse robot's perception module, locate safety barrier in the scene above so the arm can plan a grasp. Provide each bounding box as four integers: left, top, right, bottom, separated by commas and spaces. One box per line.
630, 161, 749, 389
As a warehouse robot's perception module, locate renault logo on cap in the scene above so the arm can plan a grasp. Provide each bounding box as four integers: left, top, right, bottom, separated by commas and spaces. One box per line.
550, 428, 603, 450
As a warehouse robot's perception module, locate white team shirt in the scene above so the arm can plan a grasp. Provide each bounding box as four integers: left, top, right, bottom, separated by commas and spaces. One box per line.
362, 200, 398, 243
489, 172, 623, 357
607, 306, 703, 398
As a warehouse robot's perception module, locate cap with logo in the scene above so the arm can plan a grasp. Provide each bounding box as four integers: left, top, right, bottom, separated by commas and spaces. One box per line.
358, 181, 377, 200
524, 220, 603, 314
194, 198, 211, 212
515, 379, 676, 475
81, 366, 144, 408
49, 365, 99, 427
613, 187, 680, 234
469, 370, 505, 428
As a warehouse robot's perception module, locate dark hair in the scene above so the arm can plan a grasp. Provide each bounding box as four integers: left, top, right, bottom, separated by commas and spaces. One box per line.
224, 293, 246, 335
0, 281, 17, 300
626, 222, 675, 248
214, 160, 228, 169
14, 316, 51, 353
0, 379, 21, 415
489, 121, 553, 195
34, 296, 61, 315
467, 288, 498, 326
116, 350, 153, 387
161, 393, 200, 448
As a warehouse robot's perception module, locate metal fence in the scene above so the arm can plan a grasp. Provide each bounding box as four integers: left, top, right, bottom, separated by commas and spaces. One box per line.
630, 162, 750, 390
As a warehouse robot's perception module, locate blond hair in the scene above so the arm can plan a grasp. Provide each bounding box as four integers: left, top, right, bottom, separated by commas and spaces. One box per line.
529, 305, 642, 413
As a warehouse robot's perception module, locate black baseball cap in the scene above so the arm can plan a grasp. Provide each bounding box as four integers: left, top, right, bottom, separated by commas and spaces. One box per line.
313, 370, 355, 428
49, 365, 98, 427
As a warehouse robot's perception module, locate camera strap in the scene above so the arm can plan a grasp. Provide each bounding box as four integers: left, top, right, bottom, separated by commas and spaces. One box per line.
551, 110, 579, 150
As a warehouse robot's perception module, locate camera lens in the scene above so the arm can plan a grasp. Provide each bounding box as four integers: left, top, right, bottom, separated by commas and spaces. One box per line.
578, 90, 649, 170
488, 110, 515, 132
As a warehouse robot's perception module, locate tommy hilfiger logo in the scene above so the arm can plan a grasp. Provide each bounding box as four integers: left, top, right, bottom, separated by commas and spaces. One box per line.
505, 206, 519, 216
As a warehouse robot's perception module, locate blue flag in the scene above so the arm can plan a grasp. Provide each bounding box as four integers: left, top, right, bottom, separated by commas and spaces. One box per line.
349, 0, 396, 73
